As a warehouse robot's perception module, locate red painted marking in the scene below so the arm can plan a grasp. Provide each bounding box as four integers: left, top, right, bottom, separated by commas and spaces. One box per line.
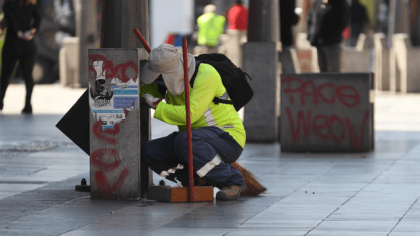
329, 115, 346, 143
92, 120, 119, 145
298, 51, 311, 60
282, 76, 360, 107
286, 107, 311, 141
286, 108, 370, 147
90, 148, 120, 171
318, 83, 336, 104
345, 110, 370, 148
89, 54, 138, 82
95, 168, 129, 197
312, 114, 329, 140
336, 85, 360, 108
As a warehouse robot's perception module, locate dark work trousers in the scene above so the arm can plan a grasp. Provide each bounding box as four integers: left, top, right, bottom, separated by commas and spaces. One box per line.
142, 126, 245, 189
316, 43, 342, 72
0, 37, 37, 110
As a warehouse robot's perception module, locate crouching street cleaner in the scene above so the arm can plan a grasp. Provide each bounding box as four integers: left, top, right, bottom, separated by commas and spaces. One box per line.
140, 44, 246, 200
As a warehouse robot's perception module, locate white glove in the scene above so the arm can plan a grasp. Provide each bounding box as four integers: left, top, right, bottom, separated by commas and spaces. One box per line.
143, 94, 162, 109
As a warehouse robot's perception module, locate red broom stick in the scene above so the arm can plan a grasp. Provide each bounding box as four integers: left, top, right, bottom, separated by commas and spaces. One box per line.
133, 28, 152, 53
182, 37, 194, 202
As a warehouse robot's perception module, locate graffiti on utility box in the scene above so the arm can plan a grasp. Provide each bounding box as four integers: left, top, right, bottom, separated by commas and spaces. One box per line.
280, 73, 374, 152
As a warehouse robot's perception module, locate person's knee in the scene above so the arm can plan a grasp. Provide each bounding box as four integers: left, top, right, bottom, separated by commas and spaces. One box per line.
174, 131, 188, 150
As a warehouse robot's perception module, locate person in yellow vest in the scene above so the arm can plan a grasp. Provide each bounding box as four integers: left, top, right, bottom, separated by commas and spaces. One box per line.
197, 4, 225, 47
140, 44, 246, 200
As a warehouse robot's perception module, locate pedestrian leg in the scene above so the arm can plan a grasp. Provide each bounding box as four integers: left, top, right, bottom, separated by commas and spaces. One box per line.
19, 42, 37, 113
316, 46, 328, 72
0, 42, 19, 110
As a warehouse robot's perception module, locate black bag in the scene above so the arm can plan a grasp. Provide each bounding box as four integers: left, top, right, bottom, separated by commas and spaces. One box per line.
190, 53, 253, 111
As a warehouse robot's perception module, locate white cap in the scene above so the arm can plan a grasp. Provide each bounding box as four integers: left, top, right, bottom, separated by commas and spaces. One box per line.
140, 43, 195, 96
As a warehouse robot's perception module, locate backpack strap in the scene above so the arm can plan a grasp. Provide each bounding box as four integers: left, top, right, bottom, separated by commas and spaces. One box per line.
189, 60, 200, 88
190, 59, 234, 106
213, 93, 234, 105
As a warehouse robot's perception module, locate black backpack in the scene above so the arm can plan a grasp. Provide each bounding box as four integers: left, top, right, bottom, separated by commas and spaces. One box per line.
190, 53, 253, 111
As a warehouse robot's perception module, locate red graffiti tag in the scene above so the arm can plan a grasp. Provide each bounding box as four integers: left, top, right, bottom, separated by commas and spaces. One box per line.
91, 115, 130, 196
90, 148, 120, 172
344, 110, 370, 148
92, 120, 120, 145
286, 107, 311, 141
286, 108, 370, 147
89, 54, 138, 83
282, 76, 360, 107
95, 168, 129, 197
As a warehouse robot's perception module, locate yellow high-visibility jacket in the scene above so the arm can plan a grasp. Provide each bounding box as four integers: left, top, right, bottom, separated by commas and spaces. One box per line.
140, 63, 245, 149
197, 12, 226, 47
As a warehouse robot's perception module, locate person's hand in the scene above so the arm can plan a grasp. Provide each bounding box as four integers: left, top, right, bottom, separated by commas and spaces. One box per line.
30, 28, 37, 35
143, 94, 162, 109
17, 30, 22, 37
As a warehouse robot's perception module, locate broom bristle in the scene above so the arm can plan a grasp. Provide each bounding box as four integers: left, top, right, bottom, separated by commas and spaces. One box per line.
231, 162, 267, 196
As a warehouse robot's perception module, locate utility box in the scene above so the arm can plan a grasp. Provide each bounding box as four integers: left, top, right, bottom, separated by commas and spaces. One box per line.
280, 73, 374, 152
88, 48, 149, 200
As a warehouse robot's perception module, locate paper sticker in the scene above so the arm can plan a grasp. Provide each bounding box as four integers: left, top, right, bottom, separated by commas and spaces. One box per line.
89, 60, 138, 129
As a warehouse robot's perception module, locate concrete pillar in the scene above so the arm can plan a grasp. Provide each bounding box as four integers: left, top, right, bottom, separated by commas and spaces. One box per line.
75, 0, 97, 88
247, 0, 279, 43
243, 0, 280, 143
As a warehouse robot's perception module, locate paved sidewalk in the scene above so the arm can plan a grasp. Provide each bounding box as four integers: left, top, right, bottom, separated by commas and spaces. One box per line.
0, 85, 419, 235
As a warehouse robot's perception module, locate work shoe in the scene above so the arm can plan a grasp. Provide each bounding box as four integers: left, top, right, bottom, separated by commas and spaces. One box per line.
216, 185, 247, 201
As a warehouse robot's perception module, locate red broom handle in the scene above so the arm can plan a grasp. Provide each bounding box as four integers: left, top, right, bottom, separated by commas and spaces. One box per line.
133, 29, 194, 201
133, 28, 152, 53
182, 37, 194, 202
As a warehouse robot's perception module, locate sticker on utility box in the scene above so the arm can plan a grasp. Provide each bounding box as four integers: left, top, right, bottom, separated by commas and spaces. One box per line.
89, 60, 139, 129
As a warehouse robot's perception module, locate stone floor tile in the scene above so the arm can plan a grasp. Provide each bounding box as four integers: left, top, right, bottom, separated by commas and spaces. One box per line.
307, 230, 387, 236
225, 230, 308, 236
314, 220, 397, 232
391, 219, 420, 232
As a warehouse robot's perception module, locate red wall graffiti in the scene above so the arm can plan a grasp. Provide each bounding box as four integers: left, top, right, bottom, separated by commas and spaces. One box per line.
89, 54, 138, 83
91, 110, 132, 197
282, 76, 370, 148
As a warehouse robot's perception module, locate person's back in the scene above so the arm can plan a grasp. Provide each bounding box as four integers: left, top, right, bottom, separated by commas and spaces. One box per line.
197, 4, 225, 47
228, 1, 248, 31
307, 0, 350, 72
307, 0, 350, 46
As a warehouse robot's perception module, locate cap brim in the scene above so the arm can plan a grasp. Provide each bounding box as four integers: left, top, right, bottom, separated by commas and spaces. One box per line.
140, 62, 161, 84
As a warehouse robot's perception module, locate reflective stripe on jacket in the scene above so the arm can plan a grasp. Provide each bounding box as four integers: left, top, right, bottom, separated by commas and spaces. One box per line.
140, 63, 245, 149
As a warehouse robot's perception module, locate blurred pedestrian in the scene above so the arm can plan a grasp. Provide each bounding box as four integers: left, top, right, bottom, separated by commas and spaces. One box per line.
197, 4, 225, 47
307, 0, 350, 72
0, 0, 41, 114
280, 0, 299, 48
227, 0, 248, 31
349, 0, 369, 47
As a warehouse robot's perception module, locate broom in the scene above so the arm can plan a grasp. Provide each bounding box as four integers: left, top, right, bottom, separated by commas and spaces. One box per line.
133, 28, 267, 196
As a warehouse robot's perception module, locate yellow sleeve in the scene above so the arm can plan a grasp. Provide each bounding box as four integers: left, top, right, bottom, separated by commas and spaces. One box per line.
140, 82, 164, 99
154, 65, 219, 126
